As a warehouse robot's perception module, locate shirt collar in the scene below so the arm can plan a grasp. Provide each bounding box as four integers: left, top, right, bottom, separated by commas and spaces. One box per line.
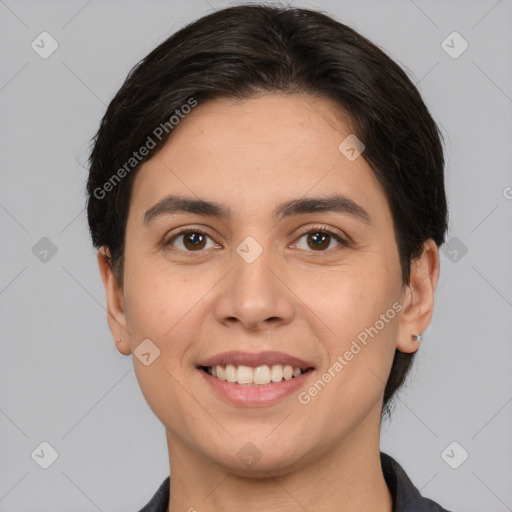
381, 452, 452, 511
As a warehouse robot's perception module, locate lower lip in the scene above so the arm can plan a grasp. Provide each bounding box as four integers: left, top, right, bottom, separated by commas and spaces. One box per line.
198, 368, 315, 407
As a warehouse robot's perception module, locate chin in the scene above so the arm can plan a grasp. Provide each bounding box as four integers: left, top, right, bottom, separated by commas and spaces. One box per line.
207, 440, 312, 477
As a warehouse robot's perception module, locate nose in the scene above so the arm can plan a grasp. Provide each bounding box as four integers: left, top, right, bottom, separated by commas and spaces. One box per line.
213, 239, 295, 332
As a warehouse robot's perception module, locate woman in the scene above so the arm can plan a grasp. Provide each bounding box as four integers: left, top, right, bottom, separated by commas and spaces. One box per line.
87, 4, 452, 511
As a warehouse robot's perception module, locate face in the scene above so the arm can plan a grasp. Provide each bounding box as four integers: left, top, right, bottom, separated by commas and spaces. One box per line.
100, 93, 436, 476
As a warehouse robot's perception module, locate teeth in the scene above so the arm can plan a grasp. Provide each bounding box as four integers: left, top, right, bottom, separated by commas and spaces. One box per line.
253, 365, 271, 385
225, 364, 237, 383
205, 364, 308, 385
271, 365, 283, 382
237, 365, 253, 384
283, 365, 293, 380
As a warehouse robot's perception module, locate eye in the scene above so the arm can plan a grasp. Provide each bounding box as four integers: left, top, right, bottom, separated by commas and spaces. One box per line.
293, 225, 349, 252
166, 228, 219, 252
165, 225, 349, 253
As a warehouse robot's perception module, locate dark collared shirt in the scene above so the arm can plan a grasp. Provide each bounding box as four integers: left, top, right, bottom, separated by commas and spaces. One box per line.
137, 451, 453, 511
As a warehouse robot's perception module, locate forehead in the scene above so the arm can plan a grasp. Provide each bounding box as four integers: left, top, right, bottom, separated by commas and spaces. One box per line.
129, 93, 390, 224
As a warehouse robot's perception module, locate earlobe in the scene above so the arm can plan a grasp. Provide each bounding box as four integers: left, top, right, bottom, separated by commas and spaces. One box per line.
396, 239, 440, 353
97, 247, 132, 355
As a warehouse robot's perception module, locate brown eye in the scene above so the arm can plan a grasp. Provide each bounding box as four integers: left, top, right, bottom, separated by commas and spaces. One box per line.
306, 232, 331, 250
167, 230, 217, 252
294, 227, 348, 252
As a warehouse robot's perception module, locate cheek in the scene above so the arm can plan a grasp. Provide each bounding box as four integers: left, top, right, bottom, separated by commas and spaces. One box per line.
303, 249, 400, 329
123, 259, 197, 337
303, 254, 400, 391
121, 265, 195, 421
121, 259, 220, 390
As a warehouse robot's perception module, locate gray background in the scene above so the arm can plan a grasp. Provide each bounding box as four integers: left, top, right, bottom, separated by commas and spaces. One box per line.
1, 0, 511, 510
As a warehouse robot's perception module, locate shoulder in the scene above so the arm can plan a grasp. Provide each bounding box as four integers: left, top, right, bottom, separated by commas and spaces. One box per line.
381, 452, 454, 512
137, 476, 170, 512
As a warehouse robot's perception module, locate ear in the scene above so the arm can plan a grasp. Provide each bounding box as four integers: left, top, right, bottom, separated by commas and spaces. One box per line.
396, 239, 440, 353
97, 247, 132, 355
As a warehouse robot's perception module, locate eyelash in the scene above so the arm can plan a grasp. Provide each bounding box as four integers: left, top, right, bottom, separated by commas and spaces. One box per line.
164, 224, 349, 254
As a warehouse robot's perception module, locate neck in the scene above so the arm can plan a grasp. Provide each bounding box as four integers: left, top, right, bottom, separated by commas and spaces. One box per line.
165, 411, 393, 512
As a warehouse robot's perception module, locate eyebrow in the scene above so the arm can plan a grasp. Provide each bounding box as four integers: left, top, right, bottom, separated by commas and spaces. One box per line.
143, 193, 372, 225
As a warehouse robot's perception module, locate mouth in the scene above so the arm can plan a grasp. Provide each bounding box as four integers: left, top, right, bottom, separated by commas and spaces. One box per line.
198, 364, 314, 386
196, 350, 316, 405
196, 350, 316, 386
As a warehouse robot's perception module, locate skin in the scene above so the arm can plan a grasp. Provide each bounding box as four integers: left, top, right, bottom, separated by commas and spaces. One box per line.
98, 93, 440, 512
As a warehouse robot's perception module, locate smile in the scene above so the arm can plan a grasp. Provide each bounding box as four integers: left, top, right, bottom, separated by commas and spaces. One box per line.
200, 364, 313, 385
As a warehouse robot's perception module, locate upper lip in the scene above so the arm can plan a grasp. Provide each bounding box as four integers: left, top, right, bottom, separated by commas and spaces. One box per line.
197, 351, 315, 369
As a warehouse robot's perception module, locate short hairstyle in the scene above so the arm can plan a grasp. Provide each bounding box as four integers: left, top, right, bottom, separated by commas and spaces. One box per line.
86, 3, 448, 419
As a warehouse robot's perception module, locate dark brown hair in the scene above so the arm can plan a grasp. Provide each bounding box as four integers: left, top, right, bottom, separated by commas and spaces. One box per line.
86, 3, 448, 419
